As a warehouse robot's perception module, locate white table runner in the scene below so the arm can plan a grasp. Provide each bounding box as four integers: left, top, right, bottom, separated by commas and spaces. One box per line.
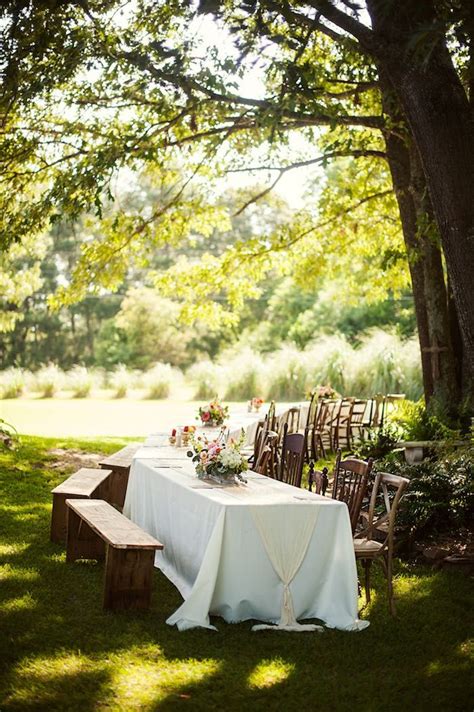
124, 448, 369, 633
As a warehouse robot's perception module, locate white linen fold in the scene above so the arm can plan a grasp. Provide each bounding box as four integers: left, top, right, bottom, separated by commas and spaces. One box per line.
250, 504, 324, 632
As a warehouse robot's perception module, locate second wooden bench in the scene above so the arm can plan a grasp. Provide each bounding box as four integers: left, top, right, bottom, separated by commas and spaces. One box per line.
66, 498, 163, 610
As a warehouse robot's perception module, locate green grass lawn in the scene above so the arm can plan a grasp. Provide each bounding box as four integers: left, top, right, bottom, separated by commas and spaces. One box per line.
0, 436, 473, 711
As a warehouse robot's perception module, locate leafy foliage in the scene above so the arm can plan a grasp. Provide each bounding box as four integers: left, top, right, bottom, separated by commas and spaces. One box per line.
377, 448, 474, 536
391, 400, 460, 441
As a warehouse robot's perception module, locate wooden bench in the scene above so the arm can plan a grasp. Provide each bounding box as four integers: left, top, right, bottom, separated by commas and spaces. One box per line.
99, 443, 141, 509
50, 468, 112, 544
66, 499, 163, 611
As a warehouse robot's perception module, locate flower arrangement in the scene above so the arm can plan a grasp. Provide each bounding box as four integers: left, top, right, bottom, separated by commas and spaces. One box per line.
169, 425, 196, 446
187, 432, 248, 484
310, 385, 340, 399
197, 398, 229, 427
251, 396, 264, 412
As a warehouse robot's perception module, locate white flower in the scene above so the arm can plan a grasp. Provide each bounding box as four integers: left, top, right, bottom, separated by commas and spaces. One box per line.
219, 449, 242, 469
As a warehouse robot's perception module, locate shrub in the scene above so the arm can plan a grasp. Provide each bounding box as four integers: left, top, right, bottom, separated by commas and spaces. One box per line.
65, 366, 96, 398
266, 346, 311, 401
377, 447, 474, 537
222, 347, 266, 401
143, 363, 177, 400
0, 418, 19, 449
32, 365, 64, 398
109, 365, 134, 398
186, 360, 225, 400
304, 335, 351, 395
353, 424, 402, 461
0, 368, 25, 399
390, 399, 459, 442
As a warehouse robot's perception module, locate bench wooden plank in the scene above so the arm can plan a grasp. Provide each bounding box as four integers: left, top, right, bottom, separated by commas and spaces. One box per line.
66, 499, 163, 550
99, 443, 141, 473
50, 468, 112, 544
52, 468, 111, 497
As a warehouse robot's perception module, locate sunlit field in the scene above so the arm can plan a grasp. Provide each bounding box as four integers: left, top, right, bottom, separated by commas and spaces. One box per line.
0, 396, 250, 438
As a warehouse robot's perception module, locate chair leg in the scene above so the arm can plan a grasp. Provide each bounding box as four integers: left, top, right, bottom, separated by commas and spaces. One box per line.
386, 554, 396, 617
317, 433, 326, 459
364, 559, 372, 604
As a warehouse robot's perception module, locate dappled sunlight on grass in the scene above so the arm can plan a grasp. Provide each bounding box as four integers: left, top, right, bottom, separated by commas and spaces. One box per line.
1, 593, 37, 613
0, 542, 30, 557
0, 564, 39, 582
4, 653, 111, 709
111, 649, 220, 707
392, 570, 446, 602
248, 658, 295, 689
1, 435, 472, 711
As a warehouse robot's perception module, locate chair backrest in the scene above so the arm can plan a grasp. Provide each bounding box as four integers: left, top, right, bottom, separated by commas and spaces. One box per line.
308, 465, 329, 495
252, 416, 268, 463
267, 400, 276, 430
350, 399, 367, 426
363, 472, 409, 551
325, 399, 341, 427
305, 391, 319, 429
278, 423, 305, 488
370, 394, 386, 429
278, 406, 300, 437
331, 449, 373, 533
254, 430, 278, 476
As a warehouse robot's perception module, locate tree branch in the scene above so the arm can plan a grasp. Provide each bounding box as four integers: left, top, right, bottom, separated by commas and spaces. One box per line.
227, 149, 386, 174
302, 0, 376, 50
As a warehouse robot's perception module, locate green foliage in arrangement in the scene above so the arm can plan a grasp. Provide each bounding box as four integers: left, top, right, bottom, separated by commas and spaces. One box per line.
0, 435, 472, 710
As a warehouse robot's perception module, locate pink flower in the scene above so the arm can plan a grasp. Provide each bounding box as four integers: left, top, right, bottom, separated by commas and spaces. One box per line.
201, 411, 211, 422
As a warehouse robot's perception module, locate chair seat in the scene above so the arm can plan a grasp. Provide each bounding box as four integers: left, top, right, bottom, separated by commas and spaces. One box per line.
353, 538, 383, 556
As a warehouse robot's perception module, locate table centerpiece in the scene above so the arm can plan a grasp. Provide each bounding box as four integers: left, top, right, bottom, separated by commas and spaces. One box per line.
187, 432, 248, 485
197, 398, 229, 427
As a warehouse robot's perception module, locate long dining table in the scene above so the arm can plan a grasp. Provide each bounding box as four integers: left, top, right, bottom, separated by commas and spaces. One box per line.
123, 426, 369, 633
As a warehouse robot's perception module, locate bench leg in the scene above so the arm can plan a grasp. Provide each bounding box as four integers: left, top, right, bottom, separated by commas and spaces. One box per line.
51, 493, 68, 544
107, 468, 130, 510
103, 547, 155, 611
66, 508, 106, 563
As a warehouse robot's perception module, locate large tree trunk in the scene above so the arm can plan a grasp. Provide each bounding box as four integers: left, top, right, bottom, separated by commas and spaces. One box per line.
380, 82, 460, 413
367, 0, 474, 410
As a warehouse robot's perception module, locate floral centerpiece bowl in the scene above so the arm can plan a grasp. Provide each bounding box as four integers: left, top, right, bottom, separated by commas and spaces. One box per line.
198, 399, 229, 427
187, 432, 248, 485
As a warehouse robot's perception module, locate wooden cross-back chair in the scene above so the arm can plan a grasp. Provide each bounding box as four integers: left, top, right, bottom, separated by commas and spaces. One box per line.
354, 472, 409, 616
322, 399, 341, 452
349, 399, 368, 447
303, 392, 322, 462
332, 398, 354, 451
275, 423, 305, 488
370, 394, 385, 430
248, 415, 268, 467
267, 400, 277, 431
253, 430, 278, 477
276, 406, 301, 449
331, 449, 373, 534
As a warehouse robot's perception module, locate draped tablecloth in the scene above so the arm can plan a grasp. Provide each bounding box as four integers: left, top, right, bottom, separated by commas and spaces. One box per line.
123, 446, 368, 633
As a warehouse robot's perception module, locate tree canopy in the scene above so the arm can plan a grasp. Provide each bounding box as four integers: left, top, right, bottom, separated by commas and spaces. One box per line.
0, 0, 472, 414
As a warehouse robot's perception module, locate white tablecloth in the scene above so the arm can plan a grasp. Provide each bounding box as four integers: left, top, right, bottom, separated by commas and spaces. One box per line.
124, 444, 368, 633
